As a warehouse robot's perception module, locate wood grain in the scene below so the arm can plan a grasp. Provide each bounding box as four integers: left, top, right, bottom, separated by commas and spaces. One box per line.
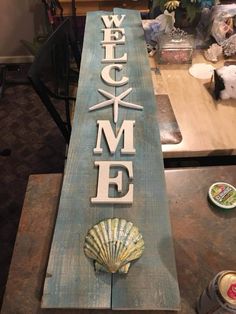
149, 52, 236, 158
1, 174, 63, 314
110, 8, 180, 310
42, 8, 179, 310
42, 11, 115, 309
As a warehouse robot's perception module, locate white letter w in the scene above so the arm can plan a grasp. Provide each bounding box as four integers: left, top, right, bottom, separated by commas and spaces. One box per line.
101, 14, 125, 28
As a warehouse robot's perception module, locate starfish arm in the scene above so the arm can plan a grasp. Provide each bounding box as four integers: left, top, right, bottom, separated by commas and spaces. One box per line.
89, 99, 114, 111
98, 89, 115, 99
119, 100, 143, 110
114, 98, 119, 124
117, 87, 133, 100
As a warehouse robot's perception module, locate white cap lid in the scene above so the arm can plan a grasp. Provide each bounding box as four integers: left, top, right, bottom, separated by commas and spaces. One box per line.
208, 182, 236, 209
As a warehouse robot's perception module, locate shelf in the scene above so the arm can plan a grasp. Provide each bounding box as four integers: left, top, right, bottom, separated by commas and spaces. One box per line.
58, 0, 149, 16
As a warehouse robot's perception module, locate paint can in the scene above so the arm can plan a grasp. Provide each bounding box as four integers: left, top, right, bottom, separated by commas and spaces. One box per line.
197, 270, 236, 313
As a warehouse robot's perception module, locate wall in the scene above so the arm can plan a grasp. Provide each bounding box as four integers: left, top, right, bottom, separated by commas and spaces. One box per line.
0, 0, 48, 63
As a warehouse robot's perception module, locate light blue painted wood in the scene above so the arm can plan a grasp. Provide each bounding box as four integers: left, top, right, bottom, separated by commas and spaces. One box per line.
111, 8, 180, 310
42, 8, 180, 310
42, 11, 114, 309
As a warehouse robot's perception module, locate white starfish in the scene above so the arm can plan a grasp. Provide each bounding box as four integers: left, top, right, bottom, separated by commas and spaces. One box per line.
89, 88, 143, 124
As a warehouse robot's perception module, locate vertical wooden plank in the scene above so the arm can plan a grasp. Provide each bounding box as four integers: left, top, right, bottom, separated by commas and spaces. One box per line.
42, 11, 115, 309
111, 8, 180, 310
42, 8, 179, 310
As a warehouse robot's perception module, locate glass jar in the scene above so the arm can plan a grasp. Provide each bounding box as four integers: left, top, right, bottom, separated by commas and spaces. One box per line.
158, 33, 195, 64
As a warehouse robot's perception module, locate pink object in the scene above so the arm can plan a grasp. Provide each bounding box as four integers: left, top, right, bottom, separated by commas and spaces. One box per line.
227, 283, 236, 300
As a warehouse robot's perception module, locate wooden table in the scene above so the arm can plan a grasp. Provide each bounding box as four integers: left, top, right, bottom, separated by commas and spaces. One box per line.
150, 51, 236, 158
2, 166, 236, 313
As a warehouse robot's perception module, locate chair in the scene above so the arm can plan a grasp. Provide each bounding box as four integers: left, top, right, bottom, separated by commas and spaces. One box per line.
42, 0, 64, 31
42, 0, 84, 50
28, 18, 81, 144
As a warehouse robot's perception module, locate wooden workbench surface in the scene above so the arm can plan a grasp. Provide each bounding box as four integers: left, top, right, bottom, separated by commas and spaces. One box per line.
150, 51, 236, 158
2, 166, 236, 313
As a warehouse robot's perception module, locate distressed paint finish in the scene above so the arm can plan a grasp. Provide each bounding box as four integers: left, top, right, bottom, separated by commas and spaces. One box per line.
42, 9, 179, 310
42, 11, 115, 309
110, 8, 180, 310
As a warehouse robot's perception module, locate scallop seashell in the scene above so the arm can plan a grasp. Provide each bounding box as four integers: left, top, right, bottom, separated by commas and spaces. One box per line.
84, 218, 144, 274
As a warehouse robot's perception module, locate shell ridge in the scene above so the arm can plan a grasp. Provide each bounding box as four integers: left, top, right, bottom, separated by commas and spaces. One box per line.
107, 218, 113, 268
88, 224, 108, 267
90, 227, 108, 264
84, 239, 104, 262
84, 241, 106, 266
110, 218, 118, 267
112, 219, 124, 269
117, 222, 135, 260
122, 239, 144, 262
113, 220, 133, 270
116, 219, 126, 259
97, 222, 110, 268
118, 227, 144, 263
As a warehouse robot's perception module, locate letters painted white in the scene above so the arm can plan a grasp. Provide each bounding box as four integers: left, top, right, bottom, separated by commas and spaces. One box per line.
91, 161, 133, 204
101, 64, 129, 86
89, 14, 143, 205
102, 44, 127, 63
101, 14, 126, 28
101, 28, 126, 44
94, 120, 135, 155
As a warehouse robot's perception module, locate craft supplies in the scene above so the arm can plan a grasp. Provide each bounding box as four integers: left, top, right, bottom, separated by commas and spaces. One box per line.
158, 29, 194, 64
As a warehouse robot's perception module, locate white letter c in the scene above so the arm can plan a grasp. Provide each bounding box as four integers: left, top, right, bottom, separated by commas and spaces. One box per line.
101, 64, 129, 86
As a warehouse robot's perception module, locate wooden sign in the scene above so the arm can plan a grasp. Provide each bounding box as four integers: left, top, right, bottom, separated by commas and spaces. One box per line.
42, 8, 180, 310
